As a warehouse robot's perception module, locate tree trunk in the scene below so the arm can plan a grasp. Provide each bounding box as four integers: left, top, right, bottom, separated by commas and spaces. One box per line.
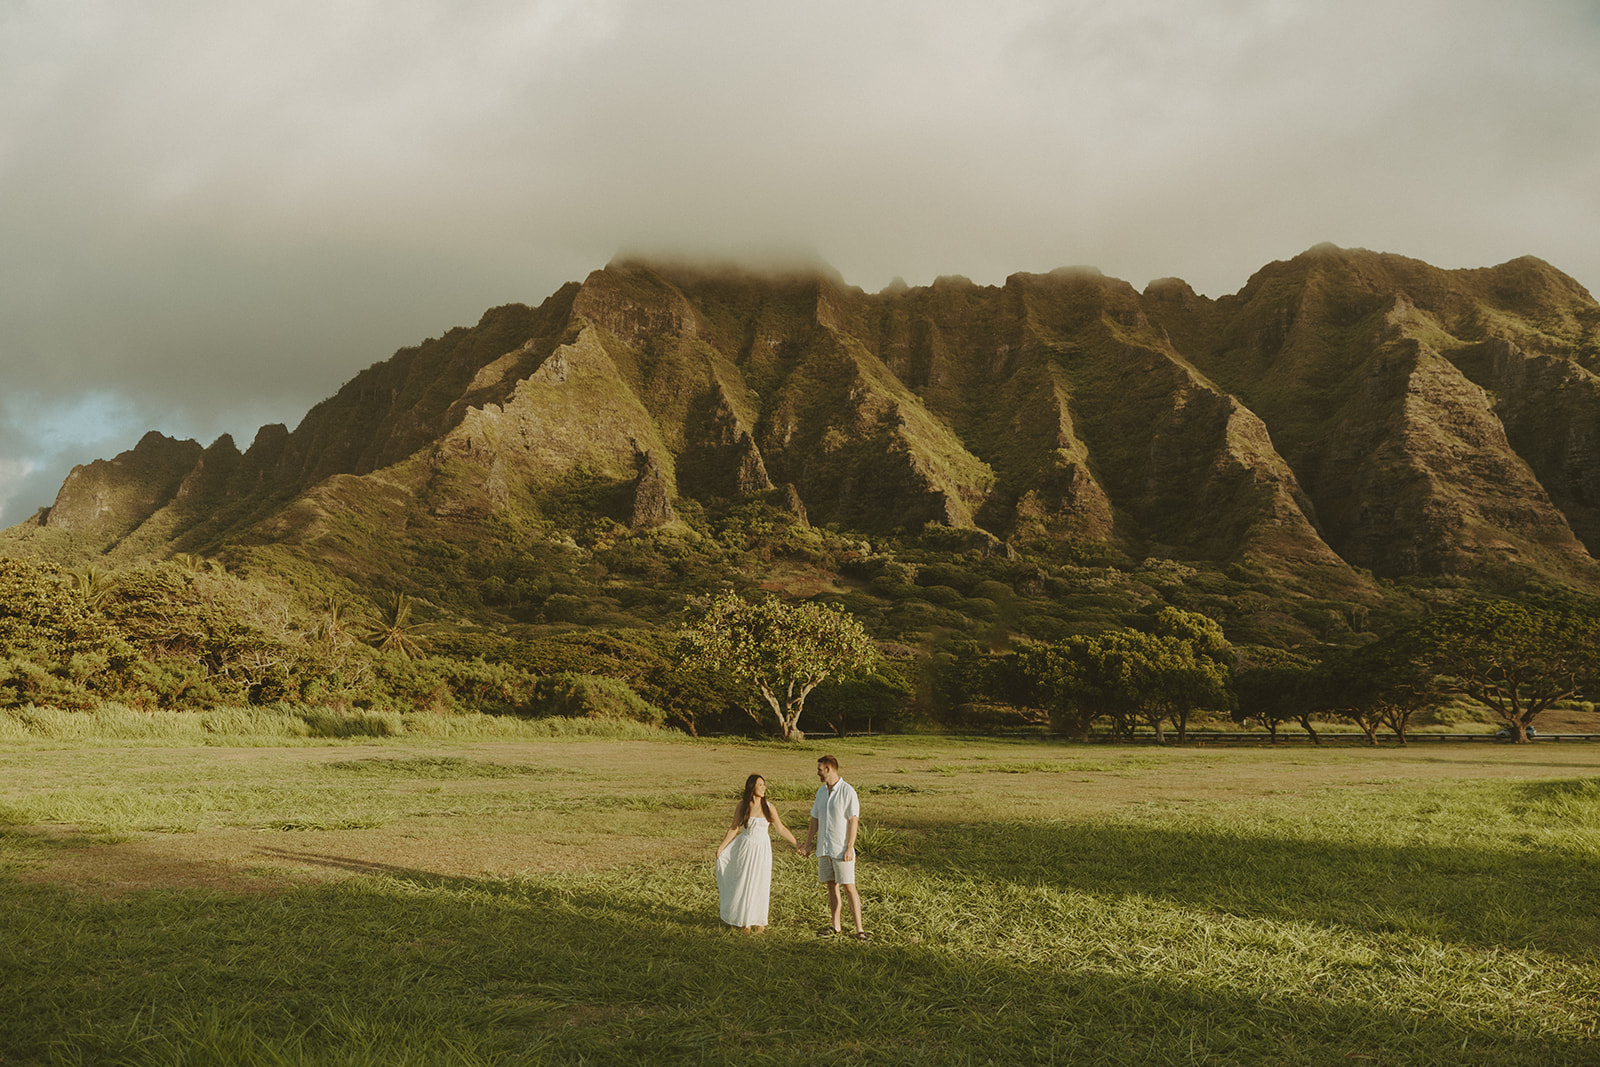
1379, 704, 1412, 745
759, 682, 810, 740
1297, 714, 1320, 744
1053, 706, 1096, 741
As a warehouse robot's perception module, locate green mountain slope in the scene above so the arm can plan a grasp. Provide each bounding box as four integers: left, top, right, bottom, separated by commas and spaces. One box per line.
7, 245, 1600, 651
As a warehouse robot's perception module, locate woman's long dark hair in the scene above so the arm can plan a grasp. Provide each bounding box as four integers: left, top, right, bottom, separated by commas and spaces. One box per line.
735, 774, 774, 825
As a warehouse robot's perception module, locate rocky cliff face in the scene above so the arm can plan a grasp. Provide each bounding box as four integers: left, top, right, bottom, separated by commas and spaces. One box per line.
1156, 245, 1600, 583
40, 431, 202, 540
10, 245, 1600, 592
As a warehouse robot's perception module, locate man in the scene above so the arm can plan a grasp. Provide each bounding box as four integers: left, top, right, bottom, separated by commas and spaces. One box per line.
802, 754, 866, 940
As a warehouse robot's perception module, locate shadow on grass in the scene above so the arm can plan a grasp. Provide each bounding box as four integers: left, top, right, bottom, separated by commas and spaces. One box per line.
256, 846, 721, 931
887, 817, 1600, 961
1, 865, 1593, 1067
256, 848, 484, 883
0, 824, 120, 852
1408, 756, 1600, 772
1515, 778, 1600, 801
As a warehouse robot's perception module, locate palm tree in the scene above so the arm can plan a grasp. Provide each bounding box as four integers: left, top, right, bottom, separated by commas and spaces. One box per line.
362, 593, 433, 659
72, 565, 116, 610
313, 597, 355, 651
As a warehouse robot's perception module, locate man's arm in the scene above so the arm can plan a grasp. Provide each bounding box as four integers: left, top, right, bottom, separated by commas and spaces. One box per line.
804, 816, 817, 857
843, 815, 858, 862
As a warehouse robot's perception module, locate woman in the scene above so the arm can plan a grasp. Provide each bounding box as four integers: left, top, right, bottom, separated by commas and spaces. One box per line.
715, 773, 800, 932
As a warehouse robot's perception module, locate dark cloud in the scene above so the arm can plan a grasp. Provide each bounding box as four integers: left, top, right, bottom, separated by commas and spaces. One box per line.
3, 0, 1598, 521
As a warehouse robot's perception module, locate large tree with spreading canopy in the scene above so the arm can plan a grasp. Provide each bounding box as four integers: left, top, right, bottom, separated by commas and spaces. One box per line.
680, 592, 878, 740
1414, 599, 1600, 743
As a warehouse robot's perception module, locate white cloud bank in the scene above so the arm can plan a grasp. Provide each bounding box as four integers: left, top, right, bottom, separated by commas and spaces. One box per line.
3, 0, 1598, 519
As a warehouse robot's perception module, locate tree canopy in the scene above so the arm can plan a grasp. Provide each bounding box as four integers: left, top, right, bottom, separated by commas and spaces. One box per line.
1016, 609, 1233, 742
679, 592, 877, 740
1315, 637, 1441, 745
0, 558, 112, 663
1414, 599, 1600, 742
1233, 653, 1322, 742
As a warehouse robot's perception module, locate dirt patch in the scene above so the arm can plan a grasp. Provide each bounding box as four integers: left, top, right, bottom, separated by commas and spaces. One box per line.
8, 825, 283, 896
10, 824, 694, 899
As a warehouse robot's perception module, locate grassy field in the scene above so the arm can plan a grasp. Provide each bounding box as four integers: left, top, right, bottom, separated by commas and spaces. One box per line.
2, 726, 1598, 1065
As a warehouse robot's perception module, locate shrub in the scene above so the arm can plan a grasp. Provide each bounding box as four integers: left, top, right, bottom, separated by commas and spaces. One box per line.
0, 656, 98, 710
524, 673, 666, 725
366, 654, 538, 715
0, 557, 116, 661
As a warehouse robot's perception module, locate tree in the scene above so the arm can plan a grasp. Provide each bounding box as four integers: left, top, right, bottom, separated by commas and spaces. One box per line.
1320, 635, 1441, 746
361, 593, 435, 660
1017, 615, 1233, 743
805, 663, 915, 736
1233, 655, 1321, 743
97, 563, 312, 706
72, 565, 118, 610
1015, 635, 1111, 740
1415, 599, 1600, 743
0, 557, 124, 707
1140, 609, 1235, 742
679, 593, 877, 740
312, 597, 357, 652
1150, 607, 1231, 661
1101, 628, 1232, 743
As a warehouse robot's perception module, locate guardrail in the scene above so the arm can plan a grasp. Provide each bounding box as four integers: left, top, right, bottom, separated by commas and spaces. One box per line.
1094, 731, 1600, 744
823, 729, 1600, 743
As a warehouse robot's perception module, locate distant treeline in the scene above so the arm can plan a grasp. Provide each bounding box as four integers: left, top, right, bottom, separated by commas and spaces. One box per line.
3, 555, 1595, 744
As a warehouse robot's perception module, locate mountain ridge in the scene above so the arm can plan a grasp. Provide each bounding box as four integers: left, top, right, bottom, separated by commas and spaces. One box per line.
8, 245, 1600, 626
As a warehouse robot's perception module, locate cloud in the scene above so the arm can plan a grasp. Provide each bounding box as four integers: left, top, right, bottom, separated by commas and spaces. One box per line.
2, 0, 1598, 519
0, 390, 139, 524
0, 457, 37, 525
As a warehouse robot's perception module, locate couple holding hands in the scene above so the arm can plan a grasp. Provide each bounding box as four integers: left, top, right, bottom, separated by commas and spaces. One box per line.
713, 754, 867, 940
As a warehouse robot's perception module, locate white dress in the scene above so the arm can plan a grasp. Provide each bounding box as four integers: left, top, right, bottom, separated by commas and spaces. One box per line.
715, 816, 773, 927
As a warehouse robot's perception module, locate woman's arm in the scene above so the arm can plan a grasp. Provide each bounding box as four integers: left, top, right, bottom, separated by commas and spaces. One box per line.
769, 806, 800, 850
715, 803, 743, 857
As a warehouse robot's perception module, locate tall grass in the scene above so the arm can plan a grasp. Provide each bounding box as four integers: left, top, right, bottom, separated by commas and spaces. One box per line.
0, 703, 675, 745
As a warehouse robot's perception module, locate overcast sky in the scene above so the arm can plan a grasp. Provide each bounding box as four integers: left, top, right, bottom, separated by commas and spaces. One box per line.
3, 0, 1598, 523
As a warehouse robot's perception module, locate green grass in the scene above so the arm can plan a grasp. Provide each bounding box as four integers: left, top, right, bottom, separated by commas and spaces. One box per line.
2, 737, 1597, 1064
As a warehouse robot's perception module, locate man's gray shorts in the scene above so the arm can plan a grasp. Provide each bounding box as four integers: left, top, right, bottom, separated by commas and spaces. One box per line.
817, 855, 856, 885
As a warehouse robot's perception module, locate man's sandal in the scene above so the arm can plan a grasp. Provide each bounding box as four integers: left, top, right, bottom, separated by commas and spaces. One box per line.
853, 931, 870, 941
817, 926, 840, 937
